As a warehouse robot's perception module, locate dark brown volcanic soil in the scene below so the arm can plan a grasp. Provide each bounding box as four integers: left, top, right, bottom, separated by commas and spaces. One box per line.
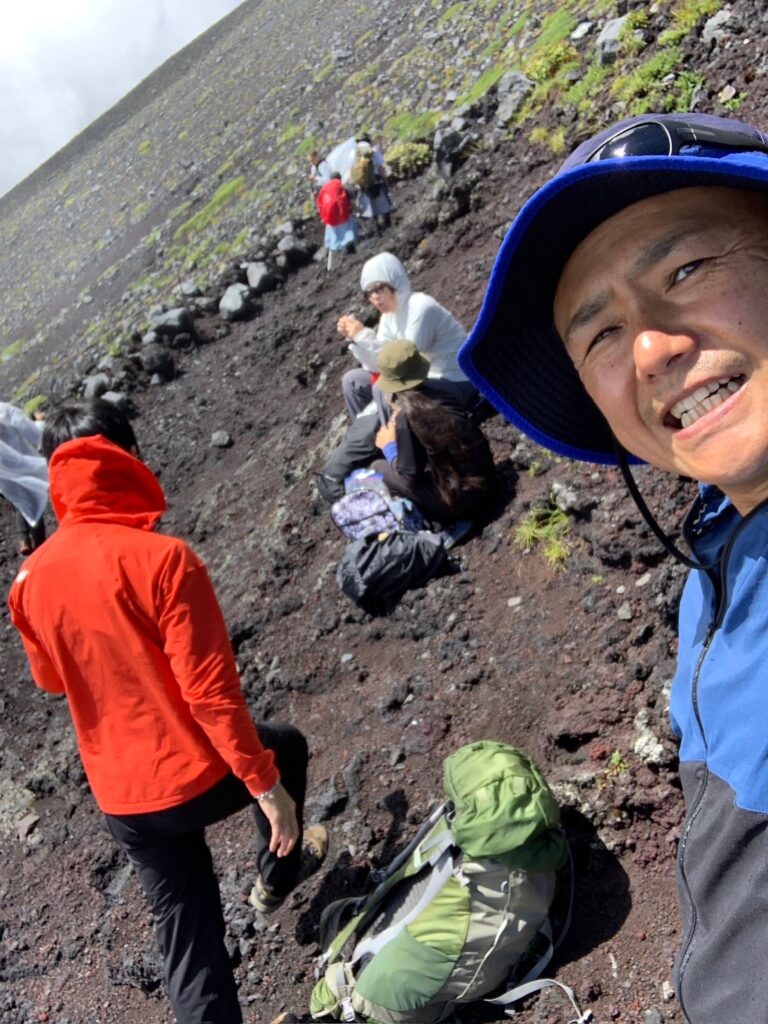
2, 1, 768, 1022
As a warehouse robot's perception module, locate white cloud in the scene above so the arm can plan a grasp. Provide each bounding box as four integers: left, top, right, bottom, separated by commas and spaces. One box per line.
0, 0, 244, 196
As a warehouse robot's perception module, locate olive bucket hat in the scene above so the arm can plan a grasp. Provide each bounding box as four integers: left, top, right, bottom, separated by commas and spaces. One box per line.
457, 113, 768, 464
377, 339, 431, 393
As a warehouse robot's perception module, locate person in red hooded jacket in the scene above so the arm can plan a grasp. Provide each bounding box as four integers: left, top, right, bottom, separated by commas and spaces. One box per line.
8, 398, 326, 1024
316, 172, 357, 273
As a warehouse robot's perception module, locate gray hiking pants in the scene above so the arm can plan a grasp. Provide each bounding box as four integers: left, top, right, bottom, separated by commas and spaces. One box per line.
105, 723, 308, 1024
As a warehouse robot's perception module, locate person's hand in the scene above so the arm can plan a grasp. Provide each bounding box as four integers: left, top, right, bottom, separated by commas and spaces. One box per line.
376, 413, 397, 449
258, 783, 299, 857
337, 315, 364, 338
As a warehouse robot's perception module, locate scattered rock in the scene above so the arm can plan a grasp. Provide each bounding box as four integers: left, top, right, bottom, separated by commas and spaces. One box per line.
219, 283, 254, 321
211, 430, 233, 448
596, 16, 628, 65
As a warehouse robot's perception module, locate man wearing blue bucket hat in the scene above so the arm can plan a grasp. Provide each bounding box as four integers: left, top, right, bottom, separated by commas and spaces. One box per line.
459, 113, 768, 1023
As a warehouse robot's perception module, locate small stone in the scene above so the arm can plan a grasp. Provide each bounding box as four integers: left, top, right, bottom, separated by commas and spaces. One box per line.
617, 601, 633, 621
211, 431, 233, 449
16, 812, 39, 841
635, 572, 652, 588
507, 596, 523, 608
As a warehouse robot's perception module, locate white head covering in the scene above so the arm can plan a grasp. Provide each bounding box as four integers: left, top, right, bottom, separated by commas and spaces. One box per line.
359, 251, 411, 298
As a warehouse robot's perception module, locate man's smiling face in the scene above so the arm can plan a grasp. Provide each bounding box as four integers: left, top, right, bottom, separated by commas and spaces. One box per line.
554, 186, 768, 514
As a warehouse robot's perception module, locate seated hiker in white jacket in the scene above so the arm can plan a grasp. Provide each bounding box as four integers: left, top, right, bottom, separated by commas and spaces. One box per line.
336, 251, 477, 421
317, 253, 479, 505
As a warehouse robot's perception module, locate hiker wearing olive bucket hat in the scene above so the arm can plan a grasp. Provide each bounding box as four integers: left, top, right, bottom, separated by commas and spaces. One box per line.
458, 112, 768, 1023
370, 339, 495, 529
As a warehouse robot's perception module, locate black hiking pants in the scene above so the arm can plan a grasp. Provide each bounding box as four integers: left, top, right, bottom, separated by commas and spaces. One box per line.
105, 723, 308, 1024
317, 410, 380, 503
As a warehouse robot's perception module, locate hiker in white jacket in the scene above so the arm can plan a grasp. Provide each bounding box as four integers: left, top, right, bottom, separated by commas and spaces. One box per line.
336, 251, 477, 421
316, 253, 479, 504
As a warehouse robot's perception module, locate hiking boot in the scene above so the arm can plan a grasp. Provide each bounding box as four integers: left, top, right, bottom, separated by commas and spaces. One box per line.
248, 873, 285, 915
248, 825, 328, 914
297, 823, 329, 884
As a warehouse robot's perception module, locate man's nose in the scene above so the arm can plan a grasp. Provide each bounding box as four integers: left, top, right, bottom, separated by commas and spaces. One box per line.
633, 327, 697, 379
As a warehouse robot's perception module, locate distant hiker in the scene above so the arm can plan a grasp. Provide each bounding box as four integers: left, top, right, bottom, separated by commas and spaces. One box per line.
8, 399, 327, 1024
350, 138, 391, 236
371, 340, 495, 524
458, 112, 768, 1024
308, 149, 330, 194
0, 401, 47, 556
317, 252, 477, 503
316, 172, 357, 273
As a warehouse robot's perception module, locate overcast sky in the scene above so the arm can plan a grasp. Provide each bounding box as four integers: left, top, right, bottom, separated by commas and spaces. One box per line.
0, 0, 245, 197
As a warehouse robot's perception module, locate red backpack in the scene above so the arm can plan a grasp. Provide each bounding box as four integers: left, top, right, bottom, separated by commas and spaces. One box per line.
317, 179, 351, 227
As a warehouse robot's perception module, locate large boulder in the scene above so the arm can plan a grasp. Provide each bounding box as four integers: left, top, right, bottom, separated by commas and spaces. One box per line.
596, 16, 628, 66
149, 306, 195, 338
496, 72, 533, 124
246, 261, 276, 294
219, 283, 255, 322
432, 122, 476, 179
138, 344, 175, 380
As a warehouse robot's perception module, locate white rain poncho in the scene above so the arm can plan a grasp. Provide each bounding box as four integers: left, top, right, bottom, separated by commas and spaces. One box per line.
0, 403, 48, 525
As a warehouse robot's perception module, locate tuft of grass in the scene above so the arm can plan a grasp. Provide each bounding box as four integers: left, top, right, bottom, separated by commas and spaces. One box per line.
610, 47, 681, 113
23, 394, 48, 417
277, 122, 303, 146
174, 178, 247, 241
523, 41, 579, 84
385, 110, 440, 143
438, 2, 464, 27
514, 502, 571, 570
314, 59, 335, 83
137, 139, 151, 156
659, 0, 723, 46
533, 8, 577, 50
0, 339, 24, 363
13, 371, 40, 404
562, 61, 610, 112
385, 141, 432, 177
530, 124, 567, 155
455, 65, 507, 108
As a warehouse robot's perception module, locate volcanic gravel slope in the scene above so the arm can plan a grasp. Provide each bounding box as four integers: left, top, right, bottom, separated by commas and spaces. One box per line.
2, 0, 768, 1022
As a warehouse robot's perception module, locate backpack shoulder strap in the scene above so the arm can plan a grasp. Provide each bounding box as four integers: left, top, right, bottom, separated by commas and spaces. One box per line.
485, 977, 592, 1023
351, 834, 457, 964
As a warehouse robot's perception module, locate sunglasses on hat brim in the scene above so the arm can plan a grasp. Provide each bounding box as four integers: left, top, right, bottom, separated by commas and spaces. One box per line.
586, 118, 768, 162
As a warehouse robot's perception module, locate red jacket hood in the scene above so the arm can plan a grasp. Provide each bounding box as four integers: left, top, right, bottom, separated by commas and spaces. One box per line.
49, 435, 166, 529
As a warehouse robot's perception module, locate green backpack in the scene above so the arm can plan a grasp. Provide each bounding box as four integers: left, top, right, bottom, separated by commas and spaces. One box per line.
310, 741, 591, 1023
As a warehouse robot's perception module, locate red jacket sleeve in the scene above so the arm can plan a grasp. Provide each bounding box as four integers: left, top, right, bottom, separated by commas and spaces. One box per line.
155, 544, 278, 797
8, 577, 66, 694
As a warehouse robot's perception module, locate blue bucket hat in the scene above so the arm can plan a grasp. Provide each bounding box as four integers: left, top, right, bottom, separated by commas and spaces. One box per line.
458, 113, 768, 464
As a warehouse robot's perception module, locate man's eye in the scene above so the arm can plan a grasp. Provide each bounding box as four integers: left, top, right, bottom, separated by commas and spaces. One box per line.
585, 325, 617, 356
672, 260, 702, 284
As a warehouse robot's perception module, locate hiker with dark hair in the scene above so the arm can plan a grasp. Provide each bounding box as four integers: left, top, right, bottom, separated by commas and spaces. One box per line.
308, 149, 330, 194
316, 171, 357, 274
458, 113, 768, 1024
316, 252, 479, 504
0, 401, 48, 556
8, 398, 327, 1024
372, 340, 495, 524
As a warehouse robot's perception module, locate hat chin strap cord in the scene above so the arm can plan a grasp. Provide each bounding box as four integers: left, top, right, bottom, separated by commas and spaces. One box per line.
612, 437, 717, 572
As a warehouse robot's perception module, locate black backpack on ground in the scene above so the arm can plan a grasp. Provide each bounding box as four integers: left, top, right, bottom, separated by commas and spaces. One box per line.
337, 530, 451, 614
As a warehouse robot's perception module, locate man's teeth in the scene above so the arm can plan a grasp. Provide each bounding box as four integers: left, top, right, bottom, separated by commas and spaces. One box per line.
671, 377, 743, 428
